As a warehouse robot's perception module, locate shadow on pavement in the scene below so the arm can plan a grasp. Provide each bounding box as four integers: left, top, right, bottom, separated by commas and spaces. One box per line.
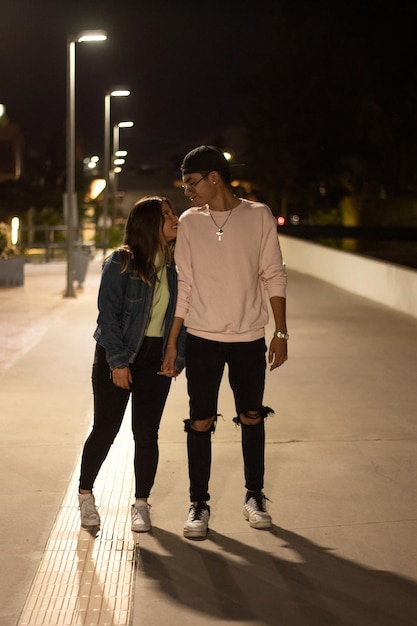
136, 525, 417, 625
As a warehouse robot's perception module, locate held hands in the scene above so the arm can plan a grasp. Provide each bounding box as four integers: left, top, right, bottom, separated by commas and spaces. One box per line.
268, 336, 288, 371
112, 366, 133, 389
158, 345, 179, 378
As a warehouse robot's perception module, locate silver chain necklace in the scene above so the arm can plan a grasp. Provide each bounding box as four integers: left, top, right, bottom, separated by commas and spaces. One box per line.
208, 209, 233, 241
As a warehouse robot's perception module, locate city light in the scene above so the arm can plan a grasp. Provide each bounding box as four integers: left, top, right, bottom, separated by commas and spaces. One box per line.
111, 120, 134, 218
102, 92, 131, 253
77, 30, 107, 42
11, 217, 19, 245
89, 179, 106, 200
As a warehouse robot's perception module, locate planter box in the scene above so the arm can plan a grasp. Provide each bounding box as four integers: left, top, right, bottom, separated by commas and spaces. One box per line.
0, 256, 24, 286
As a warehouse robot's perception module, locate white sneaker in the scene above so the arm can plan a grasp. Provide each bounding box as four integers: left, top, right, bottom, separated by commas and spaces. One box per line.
131, 501, 151, 532
78, 493, 100, 527
243, 492, 272, 529
183, 502, 210, 538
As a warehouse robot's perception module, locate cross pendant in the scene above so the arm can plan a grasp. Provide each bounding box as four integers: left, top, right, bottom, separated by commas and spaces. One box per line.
216, 228, 223, 241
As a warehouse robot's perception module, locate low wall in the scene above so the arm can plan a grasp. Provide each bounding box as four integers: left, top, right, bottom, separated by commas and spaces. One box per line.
0, 256, 24, 287
279, 235, 417, 319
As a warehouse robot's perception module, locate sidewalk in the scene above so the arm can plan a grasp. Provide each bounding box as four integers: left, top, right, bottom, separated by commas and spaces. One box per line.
1, 257, 417, 625
0, 256, 103, 625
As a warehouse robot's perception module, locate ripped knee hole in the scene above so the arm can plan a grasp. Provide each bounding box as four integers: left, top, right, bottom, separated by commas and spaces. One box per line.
240, 411, 262, 425
184, 416, 217, 433
233, 405, 275, 426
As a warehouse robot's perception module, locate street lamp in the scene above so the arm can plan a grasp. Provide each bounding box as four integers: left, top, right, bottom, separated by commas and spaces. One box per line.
102, 91, 130, 254
65, 30, 107, 298
112, 121, 134, 215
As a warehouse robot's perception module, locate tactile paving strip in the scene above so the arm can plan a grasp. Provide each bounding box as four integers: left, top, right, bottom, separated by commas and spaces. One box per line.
17, 412, 139, 625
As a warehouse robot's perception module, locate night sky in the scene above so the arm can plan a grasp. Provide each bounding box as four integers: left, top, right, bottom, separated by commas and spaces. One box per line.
2, 0, 417, 173
1, 0, 270, 168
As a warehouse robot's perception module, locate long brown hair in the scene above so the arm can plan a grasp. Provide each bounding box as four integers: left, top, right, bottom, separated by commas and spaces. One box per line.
117, 196, 176, 284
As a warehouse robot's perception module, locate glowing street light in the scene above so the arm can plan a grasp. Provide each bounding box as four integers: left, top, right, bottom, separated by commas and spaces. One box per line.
111, 121, 134, 215
102, 92, 130, 253
65, 30, 107, 297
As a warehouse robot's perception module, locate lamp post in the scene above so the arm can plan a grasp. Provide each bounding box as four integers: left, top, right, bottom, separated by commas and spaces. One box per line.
112, 121, 134, 215
65, 30, 107, 298
102, 91, 130, 254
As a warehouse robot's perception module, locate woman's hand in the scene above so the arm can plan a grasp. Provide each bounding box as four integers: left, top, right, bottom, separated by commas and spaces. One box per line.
112, 366, 133, 389
158, 345, 179, 378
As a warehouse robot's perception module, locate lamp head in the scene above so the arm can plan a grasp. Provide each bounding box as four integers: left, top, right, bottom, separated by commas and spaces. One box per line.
77, 30, 107, 42
110, 90, 130, 97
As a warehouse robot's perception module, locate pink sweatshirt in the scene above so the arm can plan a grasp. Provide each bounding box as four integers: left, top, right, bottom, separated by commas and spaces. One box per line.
174, 199, 287, 342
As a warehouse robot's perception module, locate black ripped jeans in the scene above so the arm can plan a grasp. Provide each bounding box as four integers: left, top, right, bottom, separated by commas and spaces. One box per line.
185, 334, 268, 502
79, 339, 171, 499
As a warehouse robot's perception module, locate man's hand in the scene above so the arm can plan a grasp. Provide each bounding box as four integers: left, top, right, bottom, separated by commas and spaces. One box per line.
268, 336, 288, 371
158, 345, 179, 378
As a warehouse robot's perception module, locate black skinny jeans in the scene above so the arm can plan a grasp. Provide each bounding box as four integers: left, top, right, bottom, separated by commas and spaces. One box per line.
79, 339, 171, 499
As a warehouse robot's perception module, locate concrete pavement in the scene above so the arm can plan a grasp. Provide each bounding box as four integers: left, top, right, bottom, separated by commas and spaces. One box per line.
0, 257, 103, 625
1, 255, 417, 625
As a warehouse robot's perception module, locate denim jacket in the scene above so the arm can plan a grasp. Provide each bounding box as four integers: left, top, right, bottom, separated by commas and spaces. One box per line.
93, 250, 185, 372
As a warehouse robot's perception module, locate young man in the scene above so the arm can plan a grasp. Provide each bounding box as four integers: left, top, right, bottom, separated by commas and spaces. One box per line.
161, 145, 288, 538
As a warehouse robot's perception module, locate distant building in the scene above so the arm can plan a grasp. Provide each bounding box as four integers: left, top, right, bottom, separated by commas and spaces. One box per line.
115, 170, 189, 217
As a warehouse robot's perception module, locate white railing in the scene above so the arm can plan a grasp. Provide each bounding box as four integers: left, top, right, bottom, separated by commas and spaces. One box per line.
279, 235, 417, 319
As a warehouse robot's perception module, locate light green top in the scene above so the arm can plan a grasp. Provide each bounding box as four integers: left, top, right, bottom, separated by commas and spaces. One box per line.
145, 260, 169, 337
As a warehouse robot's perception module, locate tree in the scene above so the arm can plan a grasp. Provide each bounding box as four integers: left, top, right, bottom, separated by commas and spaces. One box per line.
238, 0, 417, 222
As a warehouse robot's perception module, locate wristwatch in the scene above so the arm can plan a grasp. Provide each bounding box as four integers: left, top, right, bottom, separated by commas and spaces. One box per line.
273, 331, 289, 340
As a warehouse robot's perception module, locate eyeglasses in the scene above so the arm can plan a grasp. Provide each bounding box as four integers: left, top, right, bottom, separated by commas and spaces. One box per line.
181, 173, 209, 192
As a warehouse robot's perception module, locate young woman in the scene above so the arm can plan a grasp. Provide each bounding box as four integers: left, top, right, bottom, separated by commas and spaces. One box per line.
78, 196, 183, 532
